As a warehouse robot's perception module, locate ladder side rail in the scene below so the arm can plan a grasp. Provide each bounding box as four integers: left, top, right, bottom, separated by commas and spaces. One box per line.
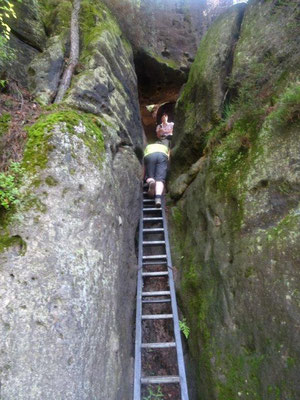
161, 197, 189, 400
133, 196, 144, 400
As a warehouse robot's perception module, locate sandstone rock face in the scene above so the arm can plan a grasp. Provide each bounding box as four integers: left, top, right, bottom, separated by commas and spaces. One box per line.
170, 4, 246, 177
7, 0, 47, 51
27, 1, 143, 152
0, 2, 143, 399
169, 1, 300, 398
137, 0, 235, 71
65, 1, 142, 151
138, 0, 202, 71
28, 35, 65, 104
0, 0, 47, 86
0, 113, 141, 400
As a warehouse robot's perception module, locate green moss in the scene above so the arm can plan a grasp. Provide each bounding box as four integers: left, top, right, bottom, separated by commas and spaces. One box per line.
171, 206, 183, 229
0, 234, 26, 255
179, 257, 219, 396
148, 51, 179, 70
21, 195, 47, 214
215, 350, 264, 400
266, 83, 300, 131
22, 110, 105, 175
121, 37, 132, 57
0, 112, 11, 136
23, 114, 57, 174
286, 357, 296, 368
266, 212, 300, 244
39, 0, 72, 35
45, 176, 58, 186
80, 0, 122, 62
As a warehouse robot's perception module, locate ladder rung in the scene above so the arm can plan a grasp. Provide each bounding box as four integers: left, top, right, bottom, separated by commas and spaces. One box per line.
142, 299, 171, 303
142, 314, 173, 320
142, 261, 168, 266
142, 271, 168, 277
143, 228, 164, 232
143, 208, 161, 212
143, 255, 166, 260
142, 291, 170, 296
141, 376, 180, 384
142, 342, 176, 349
143, 217, 163, 221
143, 241, 165, 245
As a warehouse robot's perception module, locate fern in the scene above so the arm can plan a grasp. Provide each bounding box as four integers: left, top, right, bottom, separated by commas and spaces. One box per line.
179, 317, 190, 339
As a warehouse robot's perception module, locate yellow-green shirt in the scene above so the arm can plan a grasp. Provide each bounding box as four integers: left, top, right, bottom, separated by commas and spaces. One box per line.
144, 143, 169, 158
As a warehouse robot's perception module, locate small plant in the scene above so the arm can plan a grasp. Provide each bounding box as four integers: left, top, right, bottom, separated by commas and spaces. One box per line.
269, 83, 300, 128
179, 317, 190, 339
142, 385, 164, 400
0, 162, 24, 210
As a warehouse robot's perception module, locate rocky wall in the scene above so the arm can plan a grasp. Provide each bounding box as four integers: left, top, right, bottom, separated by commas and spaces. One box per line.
168, 1, 300, 399
0, 1, 143, 399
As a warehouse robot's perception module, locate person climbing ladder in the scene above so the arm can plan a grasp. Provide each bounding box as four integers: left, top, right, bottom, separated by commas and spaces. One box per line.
144, 113, 174, 208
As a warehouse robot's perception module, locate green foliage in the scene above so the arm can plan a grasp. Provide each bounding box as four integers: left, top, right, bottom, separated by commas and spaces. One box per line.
0, 112, 11, 135
0, 162, 24, 210
267, 83, 300, 129
142, 386, 164, 400
179, 317, 190, 339
0, 0, 22, 61
222, 103, 234, 121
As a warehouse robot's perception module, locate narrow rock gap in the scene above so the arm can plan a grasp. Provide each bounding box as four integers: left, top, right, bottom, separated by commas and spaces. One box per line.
134, 50, 187, 144
221, 6, 246, 114
132, 52, 197, 399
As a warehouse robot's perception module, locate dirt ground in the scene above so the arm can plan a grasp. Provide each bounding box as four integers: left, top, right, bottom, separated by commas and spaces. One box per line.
0, 82, 41, 171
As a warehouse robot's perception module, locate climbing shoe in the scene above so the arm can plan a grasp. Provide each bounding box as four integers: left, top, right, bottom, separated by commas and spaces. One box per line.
148, 180, 155, 197
155, 196, 162, 208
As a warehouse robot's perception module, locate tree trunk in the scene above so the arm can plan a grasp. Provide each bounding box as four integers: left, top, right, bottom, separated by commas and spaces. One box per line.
54, 0, 81, 103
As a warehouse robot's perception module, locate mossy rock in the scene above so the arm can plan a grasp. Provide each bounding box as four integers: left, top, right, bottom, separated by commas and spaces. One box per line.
22, 109, 105, 176
0, 234, 26, 255
170, 4, 246, 178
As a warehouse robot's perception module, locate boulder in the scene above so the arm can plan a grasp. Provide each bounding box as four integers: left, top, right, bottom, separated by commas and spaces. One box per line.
0, 110, 142, 400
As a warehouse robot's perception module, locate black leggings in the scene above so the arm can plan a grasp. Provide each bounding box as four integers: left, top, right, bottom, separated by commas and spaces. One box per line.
144, 152, 168, 183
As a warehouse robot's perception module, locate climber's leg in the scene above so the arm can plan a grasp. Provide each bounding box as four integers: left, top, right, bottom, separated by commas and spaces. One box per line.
144, 153, 157, 197
154, 153, 168, 208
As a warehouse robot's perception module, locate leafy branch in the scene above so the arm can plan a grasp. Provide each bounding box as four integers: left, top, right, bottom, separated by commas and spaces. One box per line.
0, 162, 24, 210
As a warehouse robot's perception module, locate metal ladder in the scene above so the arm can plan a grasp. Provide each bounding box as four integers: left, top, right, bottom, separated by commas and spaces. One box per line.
133, 188, 189, 399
